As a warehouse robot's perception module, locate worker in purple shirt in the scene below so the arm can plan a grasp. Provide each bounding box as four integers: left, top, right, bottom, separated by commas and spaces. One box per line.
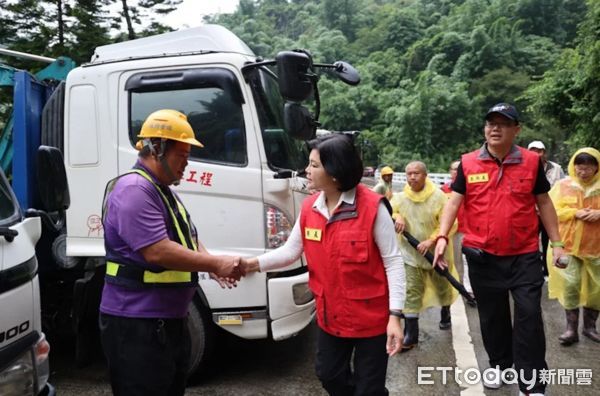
99, 109, 241, 396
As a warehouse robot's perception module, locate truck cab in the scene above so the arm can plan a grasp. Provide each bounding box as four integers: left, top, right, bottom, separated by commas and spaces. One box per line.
0, 167, 53, 395
63, 25, 322, 374
2, 24, 359, 377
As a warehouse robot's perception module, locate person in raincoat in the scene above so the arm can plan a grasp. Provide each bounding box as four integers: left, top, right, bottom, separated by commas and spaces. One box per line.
372, 166, 394, 200
548, 147, 600, 345
391, 161, 458, 351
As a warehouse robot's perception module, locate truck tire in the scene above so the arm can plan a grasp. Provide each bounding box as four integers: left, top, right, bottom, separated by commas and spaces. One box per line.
187, 298, 216, 379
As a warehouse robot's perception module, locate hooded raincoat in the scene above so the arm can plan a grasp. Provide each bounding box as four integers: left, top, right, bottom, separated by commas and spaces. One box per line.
548, 147, 600, 310
391, 178, 458, 314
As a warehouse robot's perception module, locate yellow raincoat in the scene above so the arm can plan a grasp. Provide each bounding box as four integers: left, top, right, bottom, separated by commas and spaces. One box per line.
390, 178, 458, 314
548, 147, 600, 310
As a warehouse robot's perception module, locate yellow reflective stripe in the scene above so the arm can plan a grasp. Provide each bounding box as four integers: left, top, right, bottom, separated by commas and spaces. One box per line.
106, 261, 120, 276
102, 177, 121, 221
143, 270, 192, 283
106, 261, 192, 284
176, 199, 197, 251
129, 170, 193, 251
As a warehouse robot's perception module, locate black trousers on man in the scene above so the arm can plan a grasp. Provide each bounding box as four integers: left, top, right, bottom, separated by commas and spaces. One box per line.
315, 327, 389, 396
99, 313, 190, 396
465, 250, 548, 394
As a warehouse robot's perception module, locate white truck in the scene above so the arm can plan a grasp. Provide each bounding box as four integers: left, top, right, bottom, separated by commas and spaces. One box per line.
0, 164, 53, 395
9, 24, 360, 375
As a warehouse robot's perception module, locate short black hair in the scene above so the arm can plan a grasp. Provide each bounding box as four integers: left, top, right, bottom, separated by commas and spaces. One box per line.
307, 134, 363, 192
574, 152, 599, 167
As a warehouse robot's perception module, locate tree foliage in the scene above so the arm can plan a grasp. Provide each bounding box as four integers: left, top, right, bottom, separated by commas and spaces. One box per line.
525, 0, 600, 156
0, 0, 181, 64
209, 0, 591, 169
0, 0, 595, 170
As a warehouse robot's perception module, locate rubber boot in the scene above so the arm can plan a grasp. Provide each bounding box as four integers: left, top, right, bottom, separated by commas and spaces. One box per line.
558, 308, 579, 346
582, 307, 600, 343
402, 317, 419, 351
439, 306, 451, 330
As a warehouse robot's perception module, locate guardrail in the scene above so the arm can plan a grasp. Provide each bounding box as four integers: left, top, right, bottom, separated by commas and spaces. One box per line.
373, 171, 452, 189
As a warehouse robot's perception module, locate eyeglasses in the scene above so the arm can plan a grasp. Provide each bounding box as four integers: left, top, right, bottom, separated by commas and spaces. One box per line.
485, 121, 517, 129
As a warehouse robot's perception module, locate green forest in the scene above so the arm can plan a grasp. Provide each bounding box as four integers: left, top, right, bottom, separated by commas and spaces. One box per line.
1, 0, 599, 171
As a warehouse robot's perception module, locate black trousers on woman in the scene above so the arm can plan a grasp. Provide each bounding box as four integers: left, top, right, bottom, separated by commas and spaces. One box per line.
315, 327, 389, 396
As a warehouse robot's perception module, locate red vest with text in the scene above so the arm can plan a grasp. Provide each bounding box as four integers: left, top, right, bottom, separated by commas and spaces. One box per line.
442, 182, 466, 233
461, 146, 540, 256
301, 184, 389, 338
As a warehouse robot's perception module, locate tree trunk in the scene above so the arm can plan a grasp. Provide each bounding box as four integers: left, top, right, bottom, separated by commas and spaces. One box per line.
57, 0, 64, 47
121, 0, 135, 40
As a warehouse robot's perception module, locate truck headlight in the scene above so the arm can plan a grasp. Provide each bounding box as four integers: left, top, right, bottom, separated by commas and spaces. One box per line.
292, 282, 313, 305
265, 205, 293, 248
0, 333, 50, 396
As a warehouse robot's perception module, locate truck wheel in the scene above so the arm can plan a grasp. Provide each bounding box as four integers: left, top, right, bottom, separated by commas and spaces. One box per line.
187, 299, 216, 379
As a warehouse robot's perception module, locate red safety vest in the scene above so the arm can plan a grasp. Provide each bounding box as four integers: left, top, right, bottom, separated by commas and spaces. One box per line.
301, 184, 389, 338
461, 145, 540, 256
442, 182, 466, 233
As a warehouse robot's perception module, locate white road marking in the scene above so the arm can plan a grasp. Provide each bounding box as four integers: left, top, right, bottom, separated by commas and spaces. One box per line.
451, 296, 485, 395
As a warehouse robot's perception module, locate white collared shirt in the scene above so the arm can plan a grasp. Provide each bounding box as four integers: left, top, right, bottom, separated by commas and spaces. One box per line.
258, 188, 406, 310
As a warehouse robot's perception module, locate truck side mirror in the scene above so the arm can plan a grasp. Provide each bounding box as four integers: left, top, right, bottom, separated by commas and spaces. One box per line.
283, 102, 317, 140
276, 50, 314, 102
332, 61, 360, 86
37, 146, 70, 212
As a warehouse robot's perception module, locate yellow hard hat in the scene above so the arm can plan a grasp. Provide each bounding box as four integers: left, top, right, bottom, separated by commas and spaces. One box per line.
381, 166, 394, 176
137, 109, 203, 148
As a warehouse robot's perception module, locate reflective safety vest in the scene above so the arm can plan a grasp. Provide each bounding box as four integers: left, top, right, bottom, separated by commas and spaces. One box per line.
301, 184, 389, 338
461, 145, 540, 256
102, 168, 198, 288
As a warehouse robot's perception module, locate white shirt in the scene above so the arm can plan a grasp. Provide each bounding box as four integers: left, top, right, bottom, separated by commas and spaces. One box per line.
259, 188, 406, 311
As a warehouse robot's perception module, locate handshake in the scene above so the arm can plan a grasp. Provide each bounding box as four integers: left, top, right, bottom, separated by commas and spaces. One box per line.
210, 256, 260, 288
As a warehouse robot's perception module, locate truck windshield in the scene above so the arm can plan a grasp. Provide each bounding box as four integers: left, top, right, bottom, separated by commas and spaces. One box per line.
129, 69, 247, 166
0, 170, 19, 225
249, 68, 308, 172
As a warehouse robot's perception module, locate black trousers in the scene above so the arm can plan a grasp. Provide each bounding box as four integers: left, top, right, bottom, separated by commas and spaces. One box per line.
465, 250, 548, 394
315, 327, 389, 396
99, 313, 190, 396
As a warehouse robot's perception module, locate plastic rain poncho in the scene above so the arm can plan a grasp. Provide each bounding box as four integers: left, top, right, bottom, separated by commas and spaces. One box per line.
548, 147, 600, 310
390, 178, 458, 314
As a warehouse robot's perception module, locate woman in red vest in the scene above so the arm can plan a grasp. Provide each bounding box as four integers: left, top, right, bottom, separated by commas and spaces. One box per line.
242, 134, 405, 396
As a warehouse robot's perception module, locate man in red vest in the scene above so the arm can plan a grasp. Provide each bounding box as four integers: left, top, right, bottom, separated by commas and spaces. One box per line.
433, 103, 566, 396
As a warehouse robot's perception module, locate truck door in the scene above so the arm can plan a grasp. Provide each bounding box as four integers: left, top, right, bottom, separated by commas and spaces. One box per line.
117, 67, 266, 308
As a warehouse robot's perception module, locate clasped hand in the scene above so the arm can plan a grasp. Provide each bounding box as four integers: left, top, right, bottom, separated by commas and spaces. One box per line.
211, 256, 261, 288
211, 255, 243, 288
575, 208, 600, 222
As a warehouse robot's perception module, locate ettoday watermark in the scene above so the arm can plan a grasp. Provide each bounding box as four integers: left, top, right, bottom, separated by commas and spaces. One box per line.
417, 366, 593, 390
